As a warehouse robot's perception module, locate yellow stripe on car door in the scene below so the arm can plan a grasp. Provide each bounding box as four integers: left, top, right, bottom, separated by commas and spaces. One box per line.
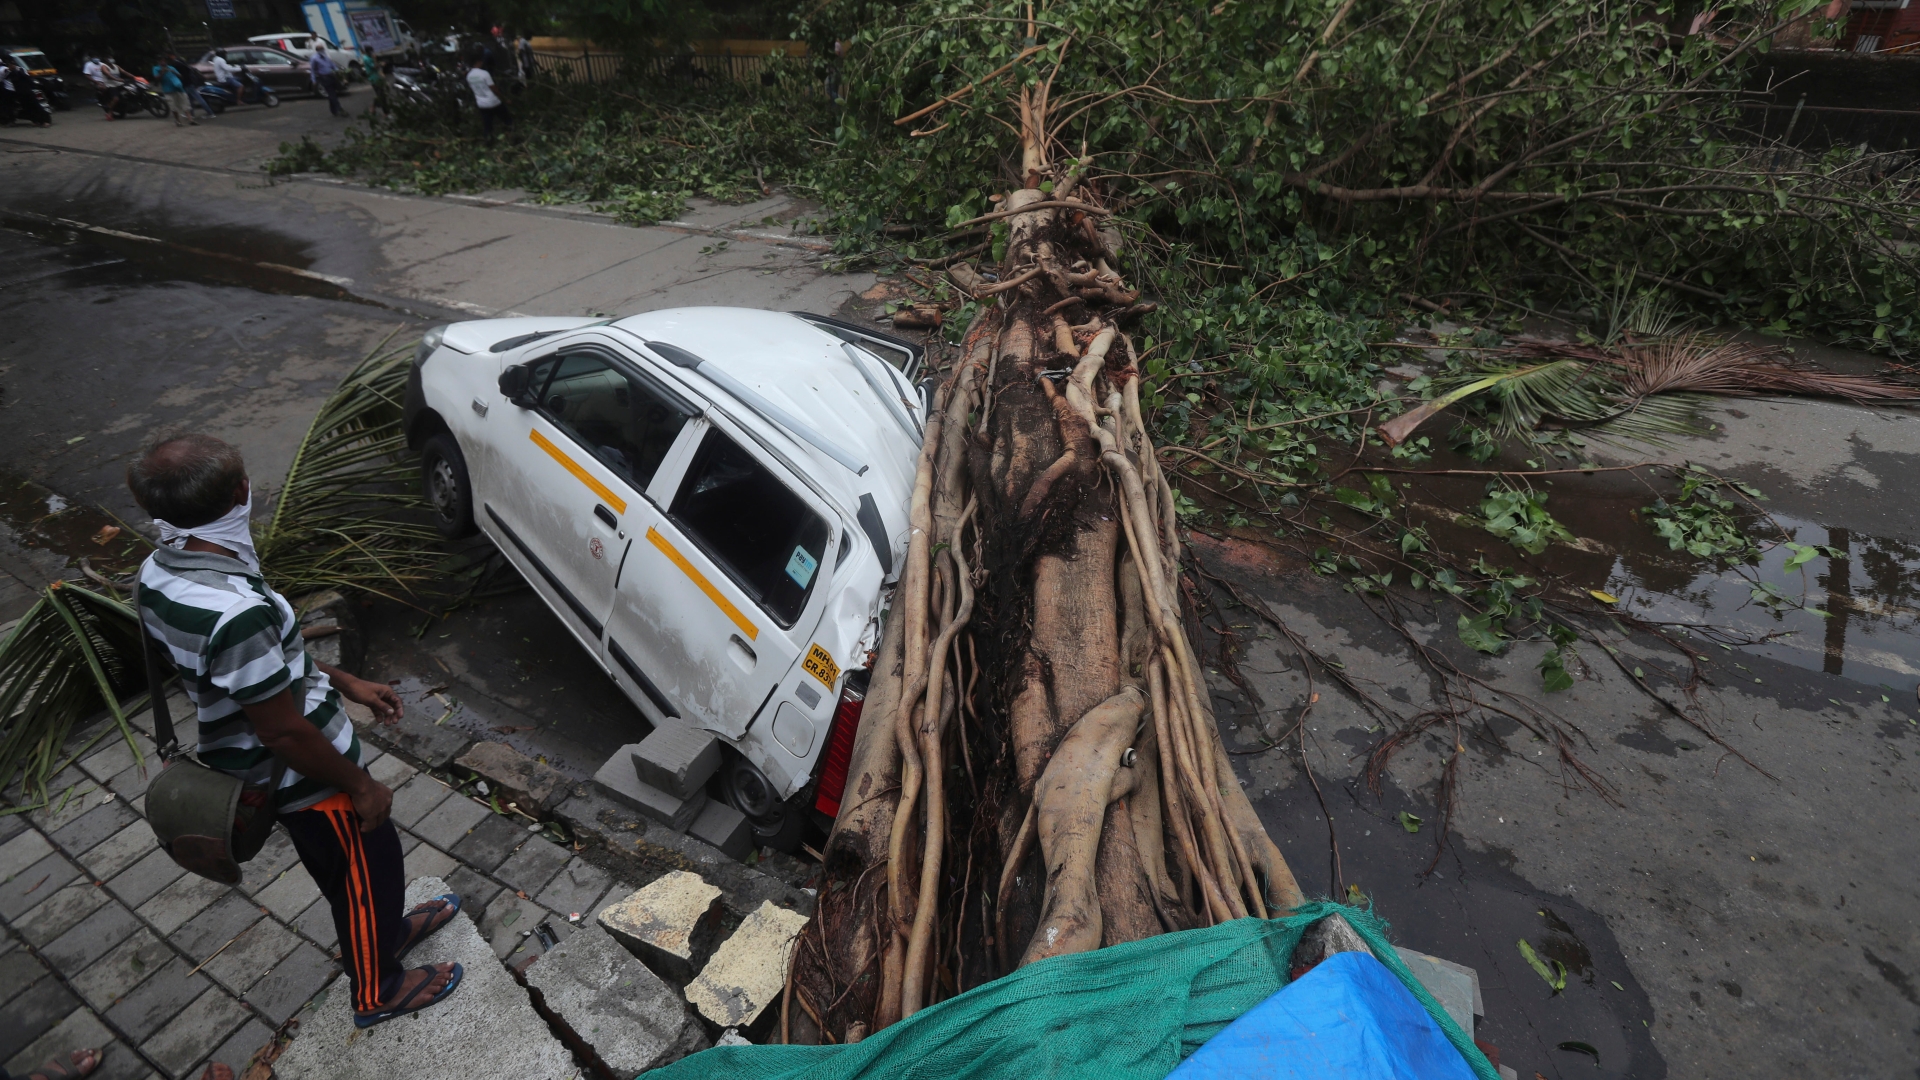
529, 429, 627, 515
646, 526, 759, 641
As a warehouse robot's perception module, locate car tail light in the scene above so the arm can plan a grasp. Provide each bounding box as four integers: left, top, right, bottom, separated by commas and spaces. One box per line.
813, 681, 866, 818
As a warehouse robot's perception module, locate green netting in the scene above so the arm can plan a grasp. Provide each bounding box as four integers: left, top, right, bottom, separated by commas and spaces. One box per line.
653, 900, 1498, 1080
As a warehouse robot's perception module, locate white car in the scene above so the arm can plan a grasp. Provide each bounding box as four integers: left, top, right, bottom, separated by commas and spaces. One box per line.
248, 32, 358, 76
404, 308, 926, 848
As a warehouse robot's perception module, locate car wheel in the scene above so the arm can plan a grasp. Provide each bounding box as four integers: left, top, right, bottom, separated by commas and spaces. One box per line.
421, 432, 477, 539
263, 90, 279, 108
721, 756, 809, 853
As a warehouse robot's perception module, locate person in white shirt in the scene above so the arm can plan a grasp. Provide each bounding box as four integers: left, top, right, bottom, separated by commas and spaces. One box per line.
466, 56, 510, 141
83, 55, 123, 119
210, 50, 241, 96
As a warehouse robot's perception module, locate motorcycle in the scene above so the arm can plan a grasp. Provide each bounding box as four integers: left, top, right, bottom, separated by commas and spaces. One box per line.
104, 75, 170, 119
198, 71, 279, 114
0, 79, 54, 127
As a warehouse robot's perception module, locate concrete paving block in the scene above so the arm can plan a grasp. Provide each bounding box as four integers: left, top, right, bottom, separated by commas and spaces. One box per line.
235, 829, 301, 896
254, 864, 322, 923
51, 799, 140, 857
1395, 946, 1482, 1034
105, 847, 186, 910
135, 872, 231, 936
364, 751, 417, 790
0, 812, 26, 847
104, 955, 209, 1043
494, 835, 572, 895
1, 1004, 117, 1080
387, 774, 453, 830
1, 851, 81, 919
204, 1019, 274, 1079
29, 769, 101, 834
13, 881, 109, 947
42, 899, 141, 972
525, 920, 709, 1076
448, 811, 526, 873
0, 948, 51, 1009
72, 928, 170, 1010
443, 865, 503, 925
688, 799, 752, 862
396, 829, 422, 856
80, 823, 159, 882
403, 842, 459, 884
373, 707, 472, 771
412, 793, 491, 850
273, 876, 576, 1080
599, 870, 724, 984
631, 722, 723, 799
80, 731, 156, 786
0, 828, 54, 881
204, 916, 301, 995
535, 856, 612, 917
292, 897, 338, 950
455, 740, 570, 813
479, 892, 573, 963
243, 941, 339, 1024
170, 892, 266, 962
593, 747, 707, 831
142, 987, 251, 1080
105, 764, 152, 803
0, 980, 80, 1063
684, 900, 809, 1029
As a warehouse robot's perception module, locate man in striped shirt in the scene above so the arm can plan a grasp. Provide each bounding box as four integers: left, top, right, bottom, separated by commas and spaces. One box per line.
130, 433, 464, 1028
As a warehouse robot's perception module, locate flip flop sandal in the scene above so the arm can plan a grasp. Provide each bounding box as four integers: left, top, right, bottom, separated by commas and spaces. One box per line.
396, 893, 462, 960
355, 963, 464, 1029
25, 1048, 102, 1080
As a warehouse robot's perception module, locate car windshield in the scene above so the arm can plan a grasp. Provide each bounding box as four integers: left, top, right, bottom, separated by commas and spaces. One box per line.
13, 51, 50, 69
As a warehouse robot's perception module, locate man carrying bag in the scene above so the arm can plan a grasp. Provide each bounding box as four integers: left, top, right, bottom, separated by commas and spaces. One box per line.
128, 432, 464, 1029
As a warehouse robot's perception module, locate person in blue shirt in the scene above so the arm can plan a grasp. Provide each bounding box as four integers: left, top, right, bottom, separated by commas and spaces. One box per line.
152, 58, 194, 126
309, 49, 345, 117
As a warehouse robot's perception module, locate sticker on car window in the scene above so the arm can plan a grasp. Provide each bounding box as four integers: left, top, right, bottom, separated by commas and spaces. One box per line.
785, 545, 819, 588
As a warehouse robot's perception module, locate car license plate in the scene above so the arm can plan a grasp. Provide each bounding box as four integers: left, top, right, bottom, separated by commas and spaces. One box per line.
802, 643, 839, 688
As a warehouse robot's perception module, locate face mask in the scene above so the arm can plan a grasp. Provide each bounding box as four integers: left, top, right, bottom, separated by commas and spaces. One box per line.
155, 490, 260, 572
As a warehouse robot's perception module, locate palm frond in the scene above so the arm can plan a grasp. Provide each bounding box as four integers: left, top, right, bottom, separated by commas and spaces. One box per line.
0, 584, 147, 808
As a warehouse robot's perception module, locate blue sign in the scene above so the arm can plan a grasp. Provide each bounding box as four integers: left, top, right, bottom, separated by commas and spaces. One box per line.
784, 545, 819, 588
206, 0, 235, 19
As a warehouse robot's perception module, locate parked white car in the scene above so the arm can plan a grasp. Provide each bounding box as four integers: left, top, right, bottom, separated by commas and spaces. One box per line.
248, 32, 358, 76
404, 308, 926, 847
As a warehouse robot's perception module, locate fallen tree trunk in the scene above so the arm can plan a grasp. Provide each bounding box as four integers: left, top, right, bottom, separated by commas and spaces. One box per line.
788, 85, 1304, 1041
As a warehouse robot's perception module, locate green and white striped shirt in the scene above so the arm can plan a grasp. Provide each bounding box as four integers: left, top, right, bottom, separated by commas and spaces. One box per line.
138, 547, 361, 811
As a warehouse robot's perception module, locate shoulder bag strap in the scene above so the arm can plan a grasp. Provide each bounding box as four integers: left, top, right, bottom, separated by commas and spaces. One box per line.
134, 580, 181, 761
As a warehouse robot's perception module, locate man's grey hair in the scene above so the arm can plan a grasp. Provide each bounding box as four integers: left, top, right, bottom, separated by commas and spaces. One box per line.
127, 432, 247, 527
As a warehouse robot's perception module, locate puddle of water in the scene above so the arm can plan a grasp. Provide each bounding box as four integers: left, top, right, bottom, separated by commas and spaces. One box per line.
0, 469, 150, 579
1598, 511, 1920, 695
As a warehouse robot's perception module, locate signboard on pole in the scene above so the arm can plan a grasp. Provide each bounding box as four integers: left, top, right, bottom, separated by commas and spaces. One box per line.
347, 9, 397, 52
206, 0, 235, 19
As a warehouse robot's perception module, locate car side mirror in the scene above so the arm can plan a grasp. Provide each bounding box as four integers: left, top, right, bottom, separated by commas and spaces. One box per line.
498, 365, 535, 407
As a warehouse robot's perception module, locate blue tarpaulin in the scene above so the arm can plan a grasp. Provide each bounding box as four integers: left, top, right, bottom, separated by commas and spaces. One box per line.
1168, 949, 1480, 1080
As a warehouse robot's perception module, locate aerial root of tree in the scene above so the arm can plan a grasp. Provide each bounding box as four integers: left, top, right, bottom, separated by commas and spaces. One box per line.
786, 86, 1304, 1043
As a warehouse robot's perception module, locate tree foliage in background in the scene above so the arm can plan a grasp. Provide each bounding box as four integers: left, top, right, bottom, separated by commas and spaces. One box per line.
797, 0, 1916, 360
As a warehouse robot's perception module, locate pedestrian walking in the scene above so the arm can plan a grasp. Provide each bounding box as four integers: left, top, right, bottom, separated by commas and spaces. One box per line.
466, 55, 509, 141
169, 52, 214, 120
126, 433, 466, 1031
309, 48, 346, 117
516, 32, 535, 81
362, 46, 389, 116
152, 58, 194, 125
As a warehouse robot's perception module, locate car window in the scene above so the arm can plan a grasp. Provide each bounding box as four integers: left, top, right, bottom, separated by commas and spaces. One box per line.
529, 352, 689, 492
256, 51, 296, 66
668, 428, 830, 628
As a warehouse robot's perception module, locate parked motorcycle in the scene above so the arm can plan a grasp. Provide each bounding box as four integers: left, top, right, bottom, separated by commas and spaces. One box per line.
0, 80, 54, 127
199, 71, 280, 114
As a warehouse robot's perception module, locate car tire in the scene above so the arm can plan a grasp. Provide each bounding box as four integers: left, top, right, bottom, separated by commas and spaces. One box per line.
721, 756, 809, 854
262, 90, 279, 108
421, 432, 477, 539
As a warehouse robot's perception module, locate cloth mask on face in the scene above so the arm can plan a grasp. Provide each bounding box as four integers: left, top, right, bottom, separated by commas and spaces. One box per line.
156, 491, 260, 572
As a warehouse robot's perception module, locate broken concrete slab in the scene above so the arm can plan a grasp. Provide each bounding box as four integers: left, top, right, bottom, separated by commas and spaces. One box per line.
593, 747, 707, 832
273, 876, 576, 1080
688, 800, 751, 862
630, 723, 722, 800
683, 900, 808, 1029
1394, 946, 1481, 1036
455, 741, 571, 815
525, 921, 708, 1077
598, 871, 723, 984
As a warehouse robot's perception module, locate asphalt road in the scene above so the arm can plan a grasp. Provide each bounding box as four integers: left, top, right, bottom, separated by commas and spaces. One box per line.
4, 98, 1918, 1079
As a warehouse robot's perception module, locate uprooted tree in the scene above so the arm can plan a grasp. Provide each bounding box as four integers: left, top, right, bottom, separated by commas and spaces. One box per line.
785, 80, 1305, 1041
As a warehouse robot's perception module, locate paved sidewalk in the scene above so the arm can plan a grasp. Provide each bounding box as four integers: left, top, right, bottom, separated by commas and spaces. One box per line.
0, 695, 679, 1078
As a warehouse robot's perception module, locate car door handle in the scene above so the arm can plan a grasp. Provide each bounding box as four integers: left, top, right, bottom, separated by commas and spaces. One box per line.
593, 505, 618, 528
